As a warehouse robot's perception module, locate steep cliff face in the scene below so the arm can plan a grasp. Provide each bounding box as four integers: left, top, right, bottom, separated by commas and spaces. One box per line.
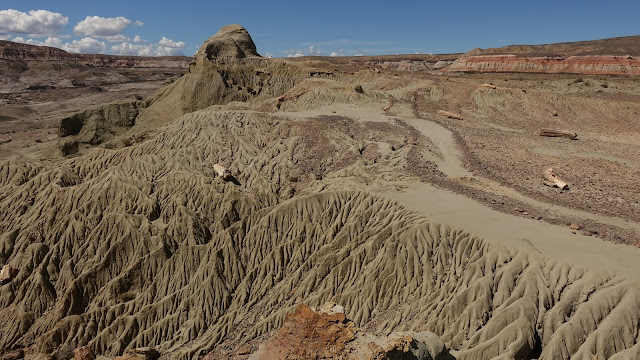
58, 100, 146, 155
444, 55, 640, 75
0, 40, 189, 69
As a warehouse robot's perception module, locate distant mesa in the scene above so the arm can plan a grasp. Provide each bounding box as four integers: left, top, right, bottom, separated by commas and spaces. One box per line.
195, 24, 261, 62
443, 35, 640, 75
444, 54, 640, 75
0, 40, 190, 69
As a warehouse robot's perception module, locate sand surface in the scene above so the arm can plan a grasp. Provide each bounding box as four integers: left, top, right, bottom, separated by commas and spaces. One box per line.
313, 103, 640, 279
384, 182, 640, 279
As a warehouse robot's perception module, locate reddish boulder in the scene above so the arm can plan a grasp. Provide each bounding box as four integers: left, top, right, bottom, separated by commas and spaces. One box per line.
0, 349, 24, 360
73, 346, 95, 360
252, 303, 356, 359
0, 265, 18, 285
203, 303, 452, 359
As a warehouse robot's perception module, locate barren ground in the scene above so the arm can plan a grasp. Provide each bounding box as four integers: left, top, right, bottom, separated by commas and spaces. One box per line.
0, 60, 184, 159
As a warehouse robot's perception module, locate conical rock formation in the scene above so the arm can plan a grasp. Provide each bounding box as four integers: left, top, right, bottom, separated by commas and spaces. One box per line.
195, 24, 261, 62
57, 24, 311, 156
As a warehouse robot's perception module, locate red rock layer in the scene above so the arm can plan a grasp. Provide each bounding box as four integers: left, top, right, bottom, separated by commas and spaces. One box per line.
444, 54, 640, 75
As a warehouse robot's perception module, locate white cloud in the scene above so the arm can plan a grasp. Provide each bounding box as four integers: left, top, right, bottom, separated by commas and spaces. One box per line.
306, 39, 393, 47
24, 36, 63, 48
264, 51, 273, 58
73, 16, 131, 37
158, 36, 185, 49
155, 46, 185, 56
308, 45, 319, 56
111, 37, 186, 56
111, 42, 155, 56
133, 35, 145, 43
62, 37, 107, 54
13, 36, 105, 54
133, 20, 144, 27
330, 49, 345, 57
286, 49, 305, 58
102, 34, 130, 42
0, 9, 68, 36
0, 34, 11, 40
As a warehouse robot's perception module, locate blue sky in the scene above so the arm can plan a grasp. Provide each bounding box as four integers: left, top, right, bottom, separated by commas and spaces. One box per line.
1, 1, 639, 57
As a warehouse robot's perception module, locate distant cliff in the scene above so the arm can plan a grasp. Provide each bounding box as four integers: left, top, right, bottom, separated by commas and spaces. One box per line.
442, 35, 640, 75
444, 55, 640, 75
0, 40, 190, 68
463, 35, 640, 58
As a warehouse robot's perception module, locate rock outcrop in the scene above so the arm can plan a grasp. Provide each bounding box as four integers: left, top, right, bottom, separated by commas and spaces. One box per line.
128, 24, 307, 132
58, 100, 145, 154
0, 265, 18, 285
195, 24, 261, 63
54, 24, 310, 154
73, 346, 95, 360
242, 303, 453, 360
249, 303, 357, 359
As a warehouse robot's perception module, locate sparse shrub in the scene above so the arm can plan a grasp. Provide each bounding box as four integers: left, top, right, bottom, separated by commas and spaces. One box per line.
51, 345, 74, 360
601, 83, 609, 88
574, 78, 583, 83
60, 140, 78, 156
27, 84, 52, 91
288, 175, 299, 182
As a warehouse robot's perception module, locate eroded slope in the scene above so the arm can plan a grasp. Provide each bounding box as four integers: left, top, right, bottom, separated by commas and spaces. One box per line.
0, 109, 639, 360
